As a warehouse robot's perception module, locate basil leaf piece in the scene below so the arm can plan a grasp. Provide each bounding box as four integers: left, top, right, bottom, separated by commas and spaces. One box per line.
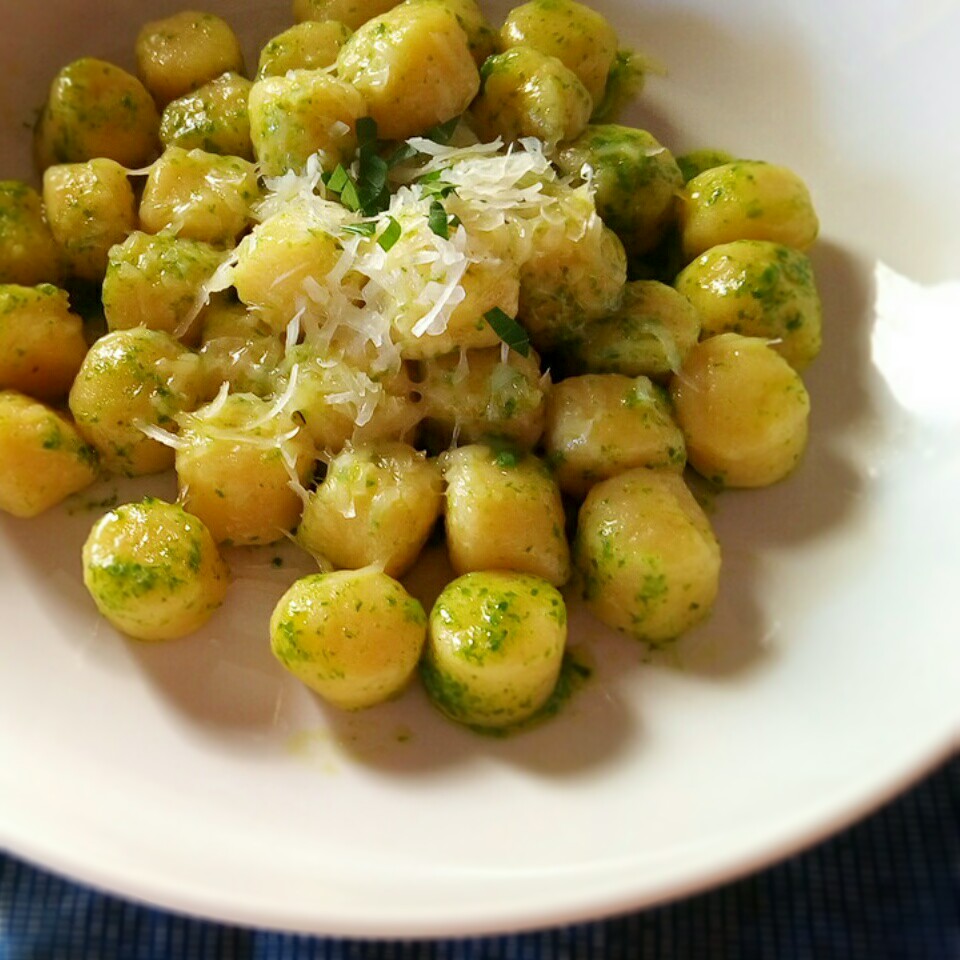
484, 308, 530, 358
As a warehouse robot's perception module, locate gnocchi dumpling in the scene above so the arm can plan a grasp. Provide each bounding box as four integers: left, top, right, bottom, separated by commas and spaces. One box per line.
248, 70, 366, 177
544, 373, 686, 497
418, 345, 548, 450
0, 391, 98, 517
0, 181, 63, 286
680, 161, 819, 260
569, 280, 701, 380
139, 147, 259, 246
518, 183, 626, 350
175, 391, 315, 546
159, 72, 254, 159
674, 239, 822, 370
82, 497, 229, 641
443, 444, 570, 586
68, 327, 204, 477
270, 568, 427, 710
34, 58, 160, 171
102, 231, 225, 341
42, 159, 137, 281
500, 0, 618, 107
297, 442, 443, 577
0, 284, 88, 401
256, 21, 352, 79
669, 333, 811, 488
471, 46, 592, 150
574, 468, 721, 643
421, 571, 567, 729
136, 11, 245, 107
293, 0, 400, 31
555, 125, 684, 257
336, 2, 480, 141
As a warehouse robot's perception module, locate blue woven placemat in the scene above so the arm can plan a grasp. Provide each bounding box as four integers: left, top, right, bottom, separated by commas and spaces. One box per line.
2, 757, 957, 960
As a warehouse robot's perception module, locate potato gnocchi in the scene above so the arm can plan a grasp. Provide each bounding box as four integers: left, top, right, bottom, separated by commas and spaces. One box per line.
0, 0, 822, 733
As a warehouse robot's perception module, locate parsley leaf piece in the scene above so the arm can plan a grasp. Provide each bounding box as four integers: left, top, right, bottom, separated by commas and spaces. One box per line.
378, 216, 402, 251
340, 176, 361, 211
326, 164, 350, 194
357, 152, 389, 216
418, 175, 457, 199
428, 200, 449, 239
484, 308, 530, 358
342, 221, 377, 237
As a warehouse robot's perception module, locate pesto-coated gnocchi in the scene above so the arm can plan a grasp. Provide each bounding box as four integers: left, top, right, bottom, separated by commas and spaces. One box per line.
519, 195, 626, 350
42, 159, 137, 281
406, 0, 498, 66
544, 373, 685, 497
68, 328, 204, 477
670, 333, 810, 488
102, 231, 226, 342
0, 182, 63, 286
471, 46, 592, 149
82, 497, 229, 641
175, 392, 314, 546
0, 391, 98, 517
555, 125, 684, 257
297, 442, 442, 577
34, 58, 160, 171
421, 571, 567, 729
575, 468, 721, 643
270, 568, 427, 709
197, 300, 285, 398
674, 239, 822, 370
418, 346, 548, 450
159, 72, 254, 159
443, 444, 570, 585
680, 161, 819, 260
293, 0, 400, 31
569, 280, 701, 380
336, 2, 480, 140
140, 147, 260, 246
135, 11, 245, 107
500, 0, 617, 106
0, 284, 88, 401
248, 70, 366, 177
256, 20, 352, 78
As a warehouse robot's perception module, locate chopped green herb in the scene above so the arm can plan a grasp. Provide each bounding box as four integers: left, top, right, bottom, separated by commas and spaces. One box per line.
342, 221, 377, 237
377, 216, 402, 251
326, 164, 349, 194
428, 200, 449, 239
484, 308, 530, 357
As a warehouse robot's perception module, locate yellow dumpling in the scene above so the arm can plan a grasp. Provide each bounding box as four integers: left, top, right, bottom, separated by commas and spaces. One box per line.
136, 11, 245, 107
0, 284, 88, 401
82, 497, 229, 641
34, 58, 160, 171
297, 442, 442, 577
574, 468, 721, 643
270, 568, 427, 709
175, 391, 314, 546
669, 333, 811, 488
336, 2, 479, 140
421, 571, 567, 729
0, 391, 98, 517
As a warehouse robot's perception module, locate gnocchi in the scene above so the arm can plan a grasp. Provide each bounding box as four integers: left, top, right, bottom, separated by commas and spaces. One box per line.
1, 0, 824, 738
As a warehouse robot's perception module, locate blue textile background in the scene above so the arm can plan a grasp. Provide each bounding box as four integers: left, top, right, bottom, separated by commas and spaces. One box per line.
1, 757, 957, 960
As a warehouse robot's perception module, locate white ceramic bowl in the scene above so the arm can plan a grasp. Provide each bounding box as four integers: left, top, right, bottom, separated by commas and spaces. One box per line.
1, 0, 958, 938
